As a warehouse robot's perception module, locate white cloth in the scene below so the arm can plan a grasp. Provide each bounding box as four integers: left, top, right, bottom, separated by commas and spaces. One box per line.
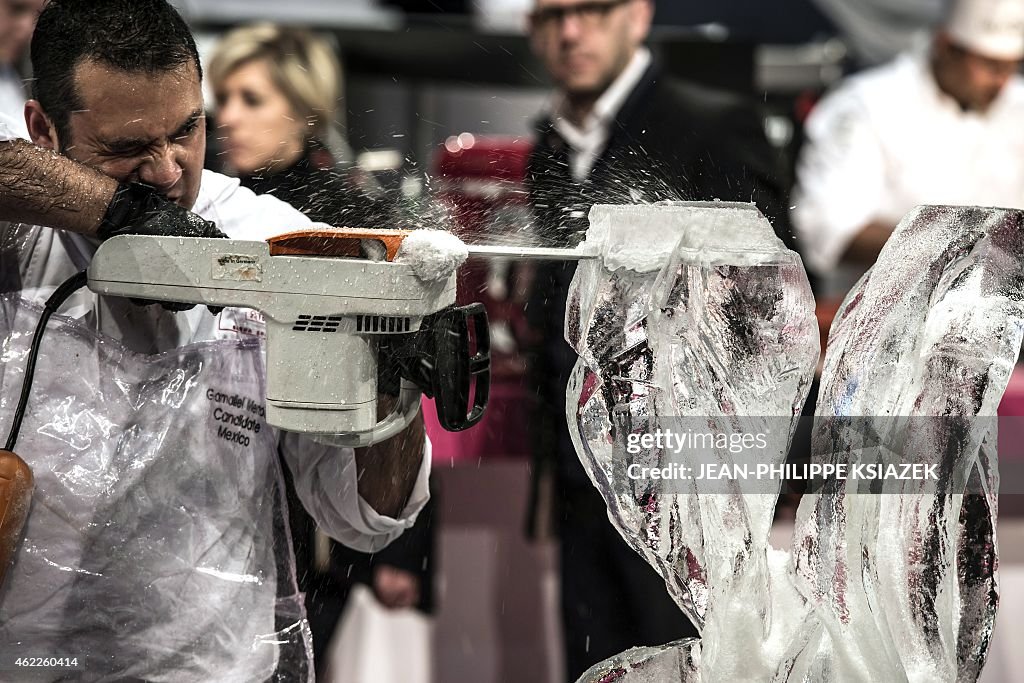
0, 66, 28, 139
327, 585, 433, 683
791, 50, 1024, 295
550, 47, 652, 182
0, 110, 430, 552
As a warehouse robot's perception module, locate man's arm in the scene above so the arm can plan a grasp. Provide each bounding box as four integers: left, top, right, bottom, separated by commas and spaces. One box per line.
839, 219, 895, 266
0, 139, 223, 243
790, 89, 889, 277
0, 139, 114, 234
353, 399, 426, 518
279, 417, 431, 554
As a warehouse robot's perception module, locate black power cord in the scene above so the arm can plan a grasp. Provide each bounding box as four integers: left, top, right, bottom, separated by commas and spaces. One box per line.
4, 270, 89, 451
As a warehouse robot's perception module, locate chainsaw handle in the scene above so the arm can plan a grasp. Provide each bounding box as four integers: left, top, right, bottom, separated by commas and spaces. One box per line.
312, 382, 422, 449
436, 303, 490, 431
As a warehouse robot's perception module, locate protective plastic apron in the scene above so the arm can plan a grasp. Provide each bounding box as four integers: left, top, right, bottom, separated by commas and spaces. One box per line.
0, 295, 312, 682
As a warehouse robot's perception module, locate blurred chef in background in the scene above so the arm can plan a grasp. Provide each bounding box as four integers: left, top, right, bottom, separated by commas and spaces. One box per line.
792, 0, 1024, 297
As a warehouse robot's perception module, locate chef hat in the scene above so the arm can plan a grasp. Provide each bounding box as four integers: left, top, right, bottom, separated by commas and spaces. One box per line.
945, 0, 1024, 59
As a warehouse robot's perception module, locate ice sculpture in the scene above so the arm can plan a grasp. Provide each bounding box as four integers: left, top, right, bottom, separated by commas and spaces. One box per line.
789, 205, 1023, 682
566, 202, 819, 681
567, 203, 1024, 682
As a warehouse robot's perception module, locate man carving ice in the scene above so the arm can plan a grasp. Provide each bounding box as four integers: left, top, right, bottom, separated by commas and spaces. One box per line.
0, 0, 428, 679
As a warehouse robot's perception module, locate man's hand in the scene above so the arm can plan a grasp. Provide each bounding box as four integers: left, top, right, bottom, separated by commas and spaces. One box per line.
372, 565, 421, 610
98, 182, 226, 241
98, 182, 227, 312
353, 395, 426, 518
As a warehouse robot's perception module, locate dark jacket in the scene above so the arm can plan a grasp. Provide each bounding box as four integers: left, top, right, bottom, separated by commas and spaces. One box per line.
239, 145, 387, 229
527, 62, 793, 247
526, 62, 795, 505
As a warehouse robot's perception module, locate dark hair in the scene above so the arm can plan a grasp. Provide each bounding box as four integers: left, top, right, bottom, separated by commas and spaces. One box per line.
30, 0, 202, 146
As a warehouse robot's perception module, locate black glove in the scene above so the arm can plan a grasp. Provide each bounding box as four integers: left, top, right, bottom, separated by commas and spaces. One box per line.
98, 182, 227, 313
98, 182, 227, 241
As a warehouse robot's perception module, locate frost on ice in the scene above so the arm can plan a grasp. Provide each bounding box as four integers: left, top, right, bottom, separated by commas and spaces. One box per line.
566, 202, 1024, 682
394, 229, 468, 281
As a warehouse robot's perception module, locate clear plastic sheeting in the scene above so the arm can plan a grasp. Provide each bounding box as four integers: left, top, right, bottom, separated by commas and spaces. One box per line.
569, 203, 1024, 683
0, 296, 313, 683
566, 202, 819, 681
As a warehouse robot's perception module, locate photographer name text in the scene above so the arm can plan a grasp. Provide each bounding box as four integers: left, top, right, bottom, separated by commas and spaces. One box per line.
627, 462, 939, 482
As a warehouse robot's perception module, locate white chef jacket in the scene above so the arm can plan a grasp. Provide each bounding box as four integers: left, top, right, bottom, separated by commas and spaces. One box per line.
0, 66, 28, 139
791, 50, 1024, 295
0, 111, 430, 553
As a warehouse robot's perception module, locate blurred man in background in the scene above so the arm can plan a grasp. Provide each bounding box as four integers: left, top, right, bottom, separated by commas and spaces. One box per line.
0, 0, 45, 137
792, 0, 1024, 297
523, 0, 792, 678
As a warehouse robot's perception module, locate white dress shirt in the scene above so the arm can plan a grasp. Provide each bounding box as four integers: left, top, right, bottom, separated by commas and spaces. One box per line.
550, 47, 652, 182
0, 66, 28, 139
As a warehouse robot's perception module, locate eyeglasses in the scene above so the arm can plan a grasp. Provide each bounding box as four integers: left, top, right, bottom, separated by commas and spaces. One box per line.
529, 0, 633, 30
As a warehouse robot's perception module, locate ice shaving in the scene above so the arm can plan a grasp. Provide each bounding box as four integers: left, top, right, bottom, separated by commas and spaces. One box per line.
395, 229, 469, 281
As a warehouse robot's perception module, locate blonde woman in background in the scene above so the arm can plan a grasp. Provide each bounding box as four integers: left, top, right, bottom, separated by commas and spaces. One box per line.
208, 23, 379, 226
207, 24, 435, 681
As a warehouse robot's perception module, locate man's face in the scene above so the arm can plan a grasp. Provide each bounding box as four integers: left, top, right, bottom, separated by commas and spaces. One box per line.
529, 0, 652, 98
935, 35, 1022, 112
0, 0, 45, 65
60, 59, 206, 210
